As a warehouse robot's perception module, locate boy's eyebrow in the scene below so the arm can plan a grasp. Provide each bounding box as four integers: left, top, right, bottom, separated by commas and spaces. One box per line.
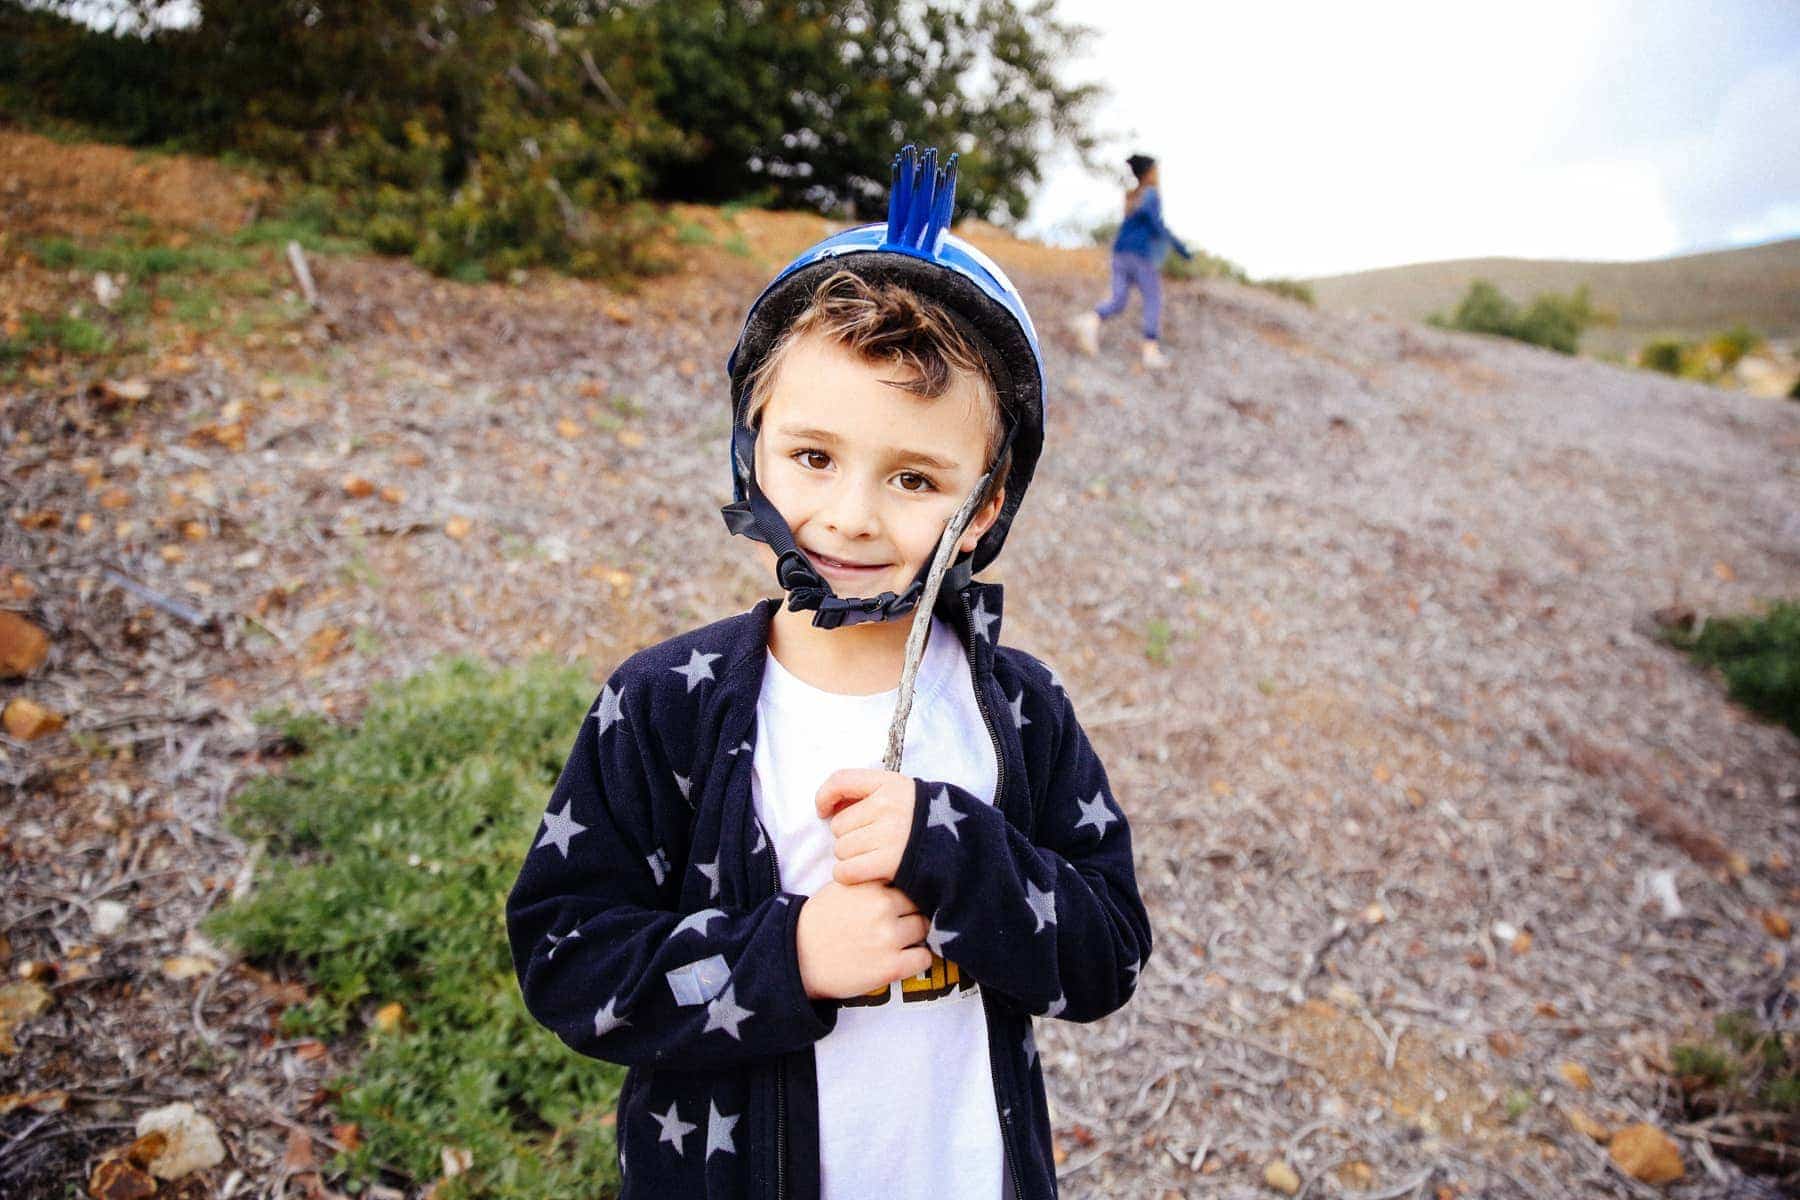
769, 424, 962, 472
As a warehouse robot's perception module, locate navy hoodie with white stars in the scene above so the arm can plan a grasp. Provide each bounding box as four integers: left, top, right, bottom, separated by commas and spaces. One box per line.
505, 581, 1153, 1199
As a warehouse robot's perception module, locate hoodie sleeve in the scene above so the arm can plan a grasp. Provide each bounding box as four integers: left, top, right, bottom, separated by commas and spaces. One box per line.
505, 672, 837, 1069
889, 676, 1152, 1022
1140, 188, 1192, 260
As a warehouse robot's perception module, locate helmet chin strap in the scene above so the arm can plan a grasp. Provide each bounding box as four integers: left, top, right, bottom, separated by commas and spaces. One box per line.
720, 422, 1012, 630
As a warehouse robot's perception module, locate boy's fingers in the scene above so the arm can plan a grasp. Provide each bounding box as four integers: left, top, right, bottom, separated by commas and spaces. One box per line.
896, 947, 933, 978
814, 768, 889, 818
832, 825, 878, 860
833, 851, 892, 887
828, 800, 885, 837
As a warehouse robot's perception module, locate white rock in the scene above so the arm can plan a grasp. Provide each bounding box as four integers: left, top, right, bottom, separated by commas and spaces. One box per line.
90, 900, 129, 937
135, 1102, 227, 1180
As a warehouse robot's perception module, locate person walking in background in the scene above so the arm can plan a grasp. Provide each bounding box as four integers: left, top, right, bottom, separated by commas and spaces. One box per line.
1070, 153, 1193, 370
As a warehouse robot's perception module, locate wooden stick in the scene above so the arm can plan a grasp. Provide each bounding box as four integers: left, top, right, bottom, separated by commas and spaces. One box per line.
285, 240, 320, 310
882, 473, 993, 771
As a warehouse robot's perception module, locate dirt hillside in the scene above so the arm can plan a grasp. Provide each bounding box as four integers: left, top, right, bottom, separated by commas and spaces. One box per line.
1305, 238, 1800, 358
4, 129, 1799, 1199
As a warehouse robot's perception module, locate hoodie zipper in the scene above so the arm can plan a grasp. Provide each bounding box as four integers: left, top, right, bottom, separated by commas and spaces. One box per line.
763, 815, 788, 1200
960, 593, 1027, 1200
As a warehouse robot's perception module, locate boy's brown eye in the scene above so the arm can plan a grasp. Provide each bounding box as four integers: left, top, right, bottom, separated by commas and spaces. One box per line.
897, 473, 934, 493
798, 450, 830, 470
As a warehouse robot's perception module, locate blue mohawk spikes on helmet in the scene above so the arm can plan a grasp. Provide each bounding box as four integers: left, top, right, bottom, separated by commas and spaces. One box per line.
721, 143, 1047, 630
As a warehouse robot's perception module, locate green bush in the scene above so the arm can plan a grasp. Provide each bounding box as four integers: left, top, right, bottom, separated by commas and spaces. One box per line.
1427, 279, 1594, 354
205, 656, 626, 1199
1638, 326, 1768, 384
1708, 324, 1763, 371
1664, 601, 1800, 736
1640, 337, 1687, 376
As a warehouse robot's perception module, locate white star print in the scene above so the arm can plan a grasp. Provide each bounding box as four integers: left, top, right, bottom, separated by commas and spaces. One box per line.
751, 823, 766, 854
646, 847, 670, 887
1024, 880, 1057, 933
545, 927, 582, 959
726, 740, 753, 756
1008, 690, 1030, 730
704, 984, 753, 1040
926, 786, 967, 840
670, 649, 721, 692
671, 908, 724, 939
925, 915, 959, 958
673, 772, 692, 801
593, 995, 630, 1038
969, 595, 998, 642
695, 856, 721, 899
590, 683, 624, 736
1126, 956, 1141, 988
705, 1100, 739, 1159
1023, 1027, 1038, 1067
1073, 790, 1118, 838
652, 1102, 696, 1154
1044, 990, 1067, 1018
1045, 663, 1065, 692
534, 799, 588, 858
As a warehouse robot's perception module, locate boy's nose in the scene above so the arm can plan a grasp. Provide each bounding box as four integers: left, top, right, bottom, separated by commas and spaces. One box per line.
820, 478, 881, 540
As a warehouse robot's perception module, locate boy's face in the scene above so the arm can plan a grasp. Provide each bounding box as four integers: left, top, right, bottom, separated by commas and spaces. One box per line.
753, 332, 1004, 603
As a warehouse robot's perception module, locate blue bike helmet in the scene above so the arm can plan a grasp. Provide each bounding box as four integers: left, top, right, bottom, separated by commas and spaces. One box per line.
722, 144, 1047, 629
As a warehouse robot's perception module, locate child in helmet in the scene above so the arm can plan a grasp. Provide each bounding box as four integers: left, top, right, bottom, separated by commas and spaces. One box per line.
506, 146, 1151, 1200
1070, 152, 1194, 370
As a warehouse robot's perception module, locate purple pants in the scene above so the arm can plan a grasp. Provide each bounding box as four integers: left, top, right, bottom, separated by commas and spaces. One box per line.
1095, 251, 1162, 339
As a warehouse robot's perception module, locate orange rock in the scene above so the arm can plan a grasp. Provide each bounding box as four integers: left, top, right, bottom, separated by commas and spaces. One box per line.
444, 516, 473, 540
1263, 1160, 1301, 1195
0, 611, 50, 677
342, 476, 376, 499
1759, 910, 1791, 939
1559, 1061, 1593, 1091
88, 1156, 157, 1200
1609, 1123, 1683, 1185
3, 698, 64, 741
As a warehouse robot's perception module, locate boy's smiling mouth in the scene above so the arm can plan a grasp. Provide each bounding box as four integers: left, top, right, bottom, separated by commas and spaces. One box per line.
807, 549, 891, 575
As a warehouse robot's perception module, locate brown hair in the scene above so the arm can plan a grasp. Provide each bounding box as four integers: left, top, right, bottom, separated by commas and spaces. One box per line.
743, 270, 1008, 469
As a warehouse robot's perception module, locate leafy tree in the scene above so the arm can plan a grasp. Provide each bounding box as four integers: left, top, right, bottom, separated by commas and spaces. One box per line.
640, 0, 1103, 222
2, 0, 1106, 272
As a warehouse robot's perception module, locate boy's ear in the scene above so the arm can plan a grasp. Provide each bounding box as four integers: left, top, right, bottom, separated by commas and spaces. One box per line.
956, 486, 1006, 556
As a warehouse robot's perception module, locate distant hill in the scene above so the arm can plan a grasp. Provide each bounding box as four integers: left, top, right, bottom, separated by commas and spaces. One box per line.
1304, 238, 1800, 357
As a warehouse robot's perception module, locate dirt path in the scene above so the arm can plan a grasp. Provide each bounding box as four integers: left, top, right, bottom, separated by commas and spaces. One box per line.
4, 134, 1799, 1198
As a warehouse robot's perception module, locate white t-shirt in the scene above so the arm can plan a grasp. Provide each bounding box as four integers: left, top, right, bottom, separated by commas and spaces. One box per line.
751, 617, 1005, 1200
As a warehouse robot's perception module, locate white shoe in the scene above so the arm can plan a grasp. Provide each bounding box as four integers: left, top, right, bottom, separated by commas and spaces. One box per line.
1069, 311, 1100, 356
1141, 340, 1169, 370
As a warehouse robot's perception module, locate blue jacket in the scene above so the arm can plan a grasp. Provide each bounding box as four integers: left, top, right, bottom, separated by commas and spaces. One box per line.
505, 580, 1153, 1199
1112, 185, 1191, 264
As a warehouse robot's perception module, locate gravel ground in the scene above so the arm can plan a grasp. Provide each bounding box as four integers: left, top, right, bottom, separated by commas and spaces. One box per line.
4, 216, 1798, 1199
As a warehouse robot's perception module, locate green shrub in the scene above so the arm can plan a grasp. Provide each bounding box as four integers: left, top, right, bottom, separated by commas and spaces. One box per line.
1640, 337, 1687, 376
51, 314, 113, 355
1664, 602, 1800, 736
1708, 325, 1763, 371
1667, 1011, 1800, 1117
1428, 280, 1593, 354
1671, 1042, 1736, 1088
205, 656, 626, 1199
1257, 278, 1316, 305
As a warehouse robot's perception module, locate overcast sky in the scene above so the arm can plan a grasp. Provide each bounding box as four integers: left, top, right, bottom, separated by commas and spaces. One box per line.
1022, 0, 1800, 278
